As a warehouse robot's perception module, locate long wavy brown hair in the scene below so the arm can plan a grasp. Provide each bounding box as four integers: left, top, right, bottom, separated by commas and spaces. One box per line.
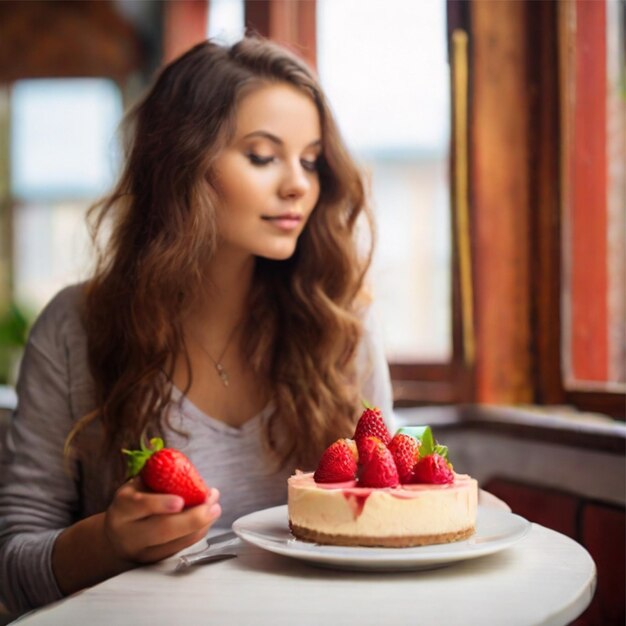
68, 37, 374, 473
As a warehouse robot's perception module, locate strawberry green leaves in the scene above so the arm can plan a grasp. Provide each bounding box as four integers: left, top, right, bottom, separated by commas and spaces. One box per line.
122, 437, 165, 477
122, 437, 210, 507
396, 426, 449, 461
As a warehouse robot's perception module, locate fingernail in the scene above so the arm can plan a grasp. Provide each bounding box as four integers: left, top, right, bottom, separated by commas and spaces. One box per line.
167, 496, 184, 512
206, 488, 220, 504
209, 503, 221, 518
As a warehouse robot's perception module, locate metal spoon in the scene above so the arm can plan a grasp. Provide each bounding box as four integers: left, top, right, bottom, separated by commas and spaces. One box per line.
175, 530, 241, 572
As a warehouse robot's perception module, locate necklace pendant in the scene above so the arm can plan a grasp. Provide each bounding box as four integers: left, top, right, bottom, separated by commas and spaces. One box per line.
215, 363, 229, 387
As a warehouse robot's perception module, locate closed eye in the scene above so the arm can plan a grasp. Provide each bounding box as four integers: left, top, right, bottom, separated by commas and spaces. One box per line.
248, 152, 319, 173
247, 153, 275, 166
301, 158, 319, 173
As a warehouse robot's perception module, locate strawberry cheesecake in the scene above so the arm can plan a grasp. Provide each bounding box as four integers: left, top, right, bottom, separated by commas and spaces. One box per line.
288, 410, 478, 548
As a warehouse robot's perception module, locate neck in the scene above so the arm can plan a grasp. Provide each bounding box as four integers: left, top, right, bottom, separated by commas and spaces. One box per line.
186, 248, 256, 344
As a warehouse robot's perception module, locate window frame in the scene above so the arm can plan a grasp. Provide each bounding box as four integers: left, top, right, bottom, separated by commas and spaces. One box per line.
470, 0, 624, 419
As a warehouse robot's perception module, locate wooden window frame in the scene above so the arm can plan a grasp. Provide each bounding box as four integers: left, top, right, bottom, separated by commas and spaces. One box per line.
471, 0, 624, 419
0, 0, 144, 312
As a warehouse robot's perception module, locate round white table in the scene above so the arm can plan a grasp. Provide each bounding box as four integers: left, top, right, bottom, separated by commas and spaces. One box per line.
15, 523, 595, 626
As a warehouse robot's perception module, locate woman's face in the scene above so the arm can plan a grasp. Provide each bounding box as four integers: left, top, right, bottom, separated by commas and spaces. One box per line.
212, 82, 322, 261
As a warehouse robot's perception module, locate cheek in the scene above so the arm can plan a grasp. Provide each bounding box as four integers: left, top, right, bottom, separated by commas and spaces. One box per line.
308, 179, 321, 209
215, 158, 272, 209
219, 176, 263, 216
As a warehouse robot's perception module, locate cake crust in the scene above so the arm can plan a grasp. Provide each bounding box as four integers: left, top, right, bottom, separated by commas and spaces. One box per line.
289, 521, 475, 548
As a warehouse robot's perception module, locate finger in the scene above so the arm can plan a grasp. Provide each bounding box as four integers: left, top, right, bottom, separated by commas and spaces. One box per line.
205, 488, 220, 506
145, 503, 222, 562
136, 486, 219, 516
134, 486, 219, 516
135, 501, 222, 548
114, 486, 185, 522
135, 519, 218, 564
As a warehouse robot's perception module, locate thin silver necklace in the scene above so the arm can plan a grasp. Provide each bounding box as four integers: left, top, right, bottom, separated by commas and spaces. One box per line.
193, 324, 240, 388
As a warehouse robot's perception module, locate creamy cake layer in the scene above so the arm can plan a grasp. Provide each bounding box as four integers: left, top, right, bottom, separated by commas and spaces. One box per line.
288, 472, 478, 539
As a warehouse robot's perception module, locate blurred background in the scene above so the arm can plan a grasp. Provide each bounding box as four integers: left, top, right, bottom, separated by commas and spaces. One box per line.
0, 0, 624, 623
0, 0, 624, 406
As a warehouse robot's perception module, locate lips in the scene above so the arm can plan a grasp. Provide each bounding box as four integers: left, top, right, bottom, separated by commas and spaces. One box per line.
261, 212, 303, 231
262, 212, 303, 221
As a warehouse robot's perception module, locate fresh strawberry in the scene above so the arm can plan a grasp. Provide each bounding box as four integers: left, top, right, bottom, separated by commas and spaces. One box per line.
356, 435, 383, 466
314, 438, 358, 483
412, 453, 454, 484
388, 433, 420, 483
358, 441, 399, 488
123, 437, 210, 507
353, 406, 391, 445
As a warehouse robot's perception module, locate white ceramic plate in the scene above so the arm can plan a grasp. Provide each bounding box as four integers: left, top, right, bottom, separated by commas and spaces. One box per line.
232, 505, 531, 571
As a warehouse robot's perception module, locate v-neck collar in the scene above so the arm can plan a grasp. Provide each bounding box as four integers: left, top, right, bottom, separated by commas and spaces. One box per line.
169, 385, 274, 436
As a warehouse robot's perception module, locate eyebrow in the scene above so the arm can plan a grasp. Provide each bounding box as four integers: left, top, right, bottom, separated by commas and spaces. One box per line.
242, 130, 321, 149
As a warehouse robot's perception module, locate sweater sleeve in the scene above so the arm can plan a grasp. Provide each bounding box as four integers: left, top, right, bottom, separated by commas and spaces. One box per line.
0, 288, 82, 612
356, 302, 396, 433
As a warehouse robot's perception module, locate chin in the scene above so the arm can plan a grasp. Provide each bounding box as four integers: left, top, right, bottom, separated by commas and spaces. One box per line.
259, 249, 298, 262
256, 242, 299, 261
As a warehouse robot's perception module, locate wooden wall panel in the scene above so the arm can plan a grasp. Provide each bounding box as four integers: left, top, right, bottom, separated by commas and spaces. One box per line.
163, 0, 209, 65
484, 477, 625, 625
245, 0, 316, 70
470, 1, 533, 403
0, 0, 141, 82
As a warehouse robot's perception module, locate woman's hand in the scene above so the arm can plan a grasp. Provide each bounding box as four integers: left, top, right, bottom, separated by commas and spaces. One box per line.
52, 481, 221, 596
103, 477, 221, 564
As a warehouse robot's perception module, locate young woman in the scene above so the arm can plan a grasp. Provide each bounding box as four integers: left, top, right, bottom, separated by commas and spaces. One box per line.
0, 37, 393, 611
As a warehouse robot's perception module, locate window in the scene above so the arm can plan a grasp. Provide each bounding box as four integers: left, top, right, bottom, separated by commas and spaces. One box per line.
467, 0, 624, 417
317, 0, 452, 364
208, 0, 245, 44
10, 78, 123, 311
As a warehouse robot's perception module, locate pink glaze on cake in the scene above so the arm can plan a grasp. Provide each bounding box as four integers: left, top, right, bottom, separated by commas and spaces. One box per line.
342, 492, 370, 518
290, 471, 473, 497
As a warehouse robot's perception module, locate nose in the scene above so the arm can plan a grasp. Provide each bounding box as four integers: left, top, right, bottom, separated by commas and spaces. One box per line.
279, 160, 310, 199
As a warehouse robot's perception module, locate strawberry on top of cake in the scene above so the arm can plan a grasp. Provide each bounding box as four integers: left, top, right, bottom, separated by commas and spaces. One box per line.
288, 406, 478, 547
314, 406, 453, 488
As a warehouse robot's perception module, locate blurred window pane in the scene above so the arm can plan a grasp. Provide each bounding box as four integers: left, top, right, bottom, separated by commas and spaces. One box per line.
208, 0, 245, 44
11, 79, 122, 200
13, 201, 93, 312
317, 0, 451, 362
10, 79, 123, 313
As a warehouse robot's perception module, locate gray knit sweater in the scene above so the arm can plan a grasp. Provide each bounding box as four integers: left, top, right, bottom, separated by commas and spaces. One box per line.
0, 285, 394, 611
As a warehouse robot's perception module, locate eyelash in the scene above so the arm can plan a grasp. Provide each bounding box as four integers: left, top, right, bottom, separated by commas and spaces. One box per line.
247, 153, 319, 173
301, 159, 319, 173
247, 154, 274, 166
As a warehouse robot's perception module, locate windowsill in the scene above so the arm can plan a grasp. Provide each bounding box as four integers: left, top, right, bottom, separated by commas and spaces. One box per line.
395, 403, 626, 506
395, 403, 626, 455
